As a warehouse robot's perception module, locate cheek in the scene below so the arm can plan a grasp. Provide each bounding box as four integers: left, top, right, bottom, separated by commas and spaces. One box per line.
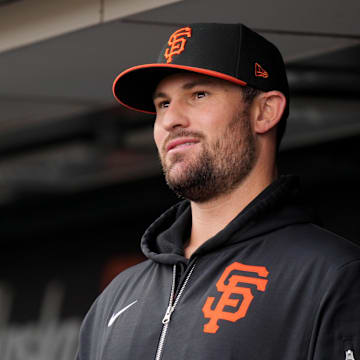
153, 123, 164, 151
198, 102, 226, 125
200, 112, 227, 137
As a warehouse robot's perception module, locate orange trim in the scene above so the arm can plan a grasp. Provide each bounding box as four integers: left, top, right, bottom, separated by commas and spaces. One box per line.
116, 98, 156, 115
112, 63, 247, 113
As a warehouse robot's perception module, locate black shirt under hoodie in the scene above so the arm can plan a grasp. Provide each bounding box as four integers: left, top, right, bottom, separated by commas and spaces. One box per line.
76, 175, 360, 360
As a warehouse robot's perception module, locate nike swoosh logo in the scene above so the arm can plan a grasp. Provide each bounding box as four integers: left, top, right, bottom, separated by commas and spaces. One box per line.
108, 300, 138, 327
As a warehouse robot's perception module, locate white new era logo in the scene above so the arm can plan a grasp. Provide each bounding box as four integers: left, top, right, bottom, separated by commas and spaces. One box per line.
108, 300, 138, 327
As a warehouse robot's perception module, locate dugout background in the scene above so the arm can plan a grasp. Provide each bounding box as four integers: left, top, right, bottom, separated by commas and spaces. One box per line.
0, 1, 360, 359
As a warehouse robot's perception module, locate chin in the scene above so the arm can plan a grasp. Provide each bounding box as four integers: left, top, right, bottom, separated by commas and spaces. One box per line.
166, 163, 187, 183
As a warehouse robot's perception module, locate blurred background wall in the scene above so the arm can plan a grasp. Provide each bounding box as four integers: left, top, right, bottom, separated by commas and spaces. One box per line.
0, 0, 359, 359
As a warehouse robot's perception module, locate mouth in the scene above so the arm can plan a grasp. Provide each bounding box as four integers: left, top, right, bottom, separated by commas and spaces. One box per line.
166, 138, 200, 153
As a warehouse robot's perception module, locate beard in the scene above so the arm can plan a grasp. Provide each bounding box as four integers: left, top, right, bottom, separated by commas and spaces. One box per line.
159, 107, 257, 203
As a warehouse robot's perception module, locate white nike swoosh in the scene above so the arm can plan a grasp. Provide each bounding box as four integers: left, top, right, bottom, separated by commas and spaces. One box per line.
108, 300, 138, 327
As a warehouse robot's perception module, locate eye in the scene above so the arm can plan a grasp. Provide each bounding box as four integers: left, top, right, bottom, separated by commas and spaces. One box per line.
155, 100, 170, 109
194, 91, 208, 99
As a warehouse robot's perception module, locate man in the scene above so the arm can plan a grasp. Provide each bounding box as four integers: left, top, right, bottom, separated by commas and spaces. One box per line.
77, 23, 360, 359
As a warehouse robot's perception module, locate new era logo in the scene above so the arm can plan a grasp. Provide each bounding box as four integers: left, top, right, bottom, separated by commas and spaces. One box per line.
255, 63, 269, 78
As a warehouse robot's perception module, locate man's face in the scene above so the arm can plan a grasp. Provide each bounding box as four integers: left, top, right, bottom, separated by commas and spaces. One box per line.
153, 73, 257, 202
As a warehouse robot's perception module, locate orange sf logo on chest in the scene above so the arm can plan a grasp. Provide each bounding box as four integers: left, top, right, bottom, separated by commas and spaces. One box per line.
202, 262, 269, 333
164, 27, 192, 64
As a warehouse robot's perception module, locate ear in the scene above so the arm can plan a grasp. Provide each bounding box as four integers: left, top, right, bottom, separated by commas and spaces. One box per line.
253, 91, 286, 134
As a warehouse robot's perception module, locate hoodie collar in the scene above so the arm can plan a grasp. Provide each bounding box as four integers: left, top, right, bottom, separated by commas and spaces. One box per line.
141, 175, 315, 265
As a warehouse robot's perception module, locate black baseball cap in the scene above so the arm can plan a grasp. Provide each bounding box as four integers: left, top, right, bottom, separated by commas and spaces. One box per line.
113, 23, 289, 118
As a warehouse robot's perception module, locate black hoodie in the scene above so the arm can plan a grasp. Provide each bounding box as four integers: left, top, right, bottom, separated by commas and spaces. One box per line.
76, 175, 360, 360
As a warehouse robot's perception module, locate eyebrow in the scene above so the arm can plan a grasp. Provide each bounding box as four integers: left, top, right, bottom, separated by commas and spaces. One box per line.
152, 78, 218, 102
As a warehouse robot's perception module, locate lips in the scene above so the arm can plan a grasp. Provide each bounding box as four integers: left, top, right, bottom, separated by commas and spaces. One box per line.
166, 138, 200, 152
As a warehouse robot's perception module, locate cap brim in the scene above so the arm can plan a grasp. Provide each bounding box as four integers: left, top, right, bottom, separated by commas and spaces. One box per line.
112, 63, 247, 114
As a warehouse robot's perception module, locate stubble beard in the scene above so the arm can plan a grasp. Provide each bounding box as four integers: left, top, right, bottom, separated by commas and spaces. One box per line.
160, 107, 257, 203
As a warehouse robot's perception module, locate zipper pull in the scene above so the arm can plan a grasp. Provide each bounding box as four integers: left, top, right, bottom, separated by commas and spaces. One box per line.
162, 305, 175, 324
345, 350, 356, 360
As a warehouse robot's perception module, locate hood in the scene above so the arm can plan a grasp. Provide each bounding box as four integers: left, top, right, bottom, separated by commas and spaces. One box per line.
141, 175, 316, 265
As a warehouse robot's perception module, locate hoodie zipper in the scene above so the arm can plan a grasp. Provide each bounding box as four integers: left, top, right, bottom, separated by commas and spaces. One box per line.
154, 262, 196, 360
344, 340, 356, 360
346, 350, 355, 360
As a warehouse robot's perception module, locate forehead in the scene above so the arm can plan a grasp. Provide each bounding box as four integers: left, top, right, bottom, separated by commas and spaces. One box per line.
154, 72, 242, 97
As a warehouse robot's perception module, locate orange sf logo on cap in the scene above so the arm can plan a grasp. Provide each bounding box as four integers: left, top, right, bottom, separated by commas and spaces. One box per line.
164, 27, 192, 64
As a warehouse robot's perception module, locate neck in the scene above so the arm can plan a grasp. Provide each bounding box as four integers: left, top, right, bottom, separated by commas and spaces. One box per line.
184, 165, 277, 259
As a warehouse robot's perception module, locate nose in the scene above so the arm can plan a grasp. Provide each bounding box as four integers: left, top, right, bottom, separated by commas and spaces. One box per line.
158, 99, 190, 131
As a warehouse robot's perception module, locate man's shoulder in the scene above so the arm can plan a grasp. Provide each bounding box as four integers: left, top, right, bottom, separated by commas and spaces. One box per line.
104, 259, 154, 292
275, 222, 360, 268
88, 259, 154, 316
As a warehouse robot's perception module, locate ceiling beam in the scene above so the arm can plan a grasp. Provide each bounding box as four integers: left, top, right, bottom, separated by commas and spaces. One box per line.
0, 0, 182, 54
